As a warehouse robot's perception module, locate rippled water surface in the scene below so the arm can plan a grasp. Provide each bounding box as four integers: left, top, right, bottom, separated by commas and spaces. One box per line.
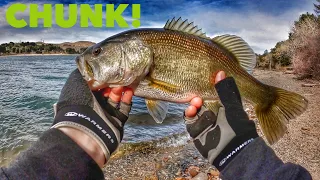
0, 55, 187, 164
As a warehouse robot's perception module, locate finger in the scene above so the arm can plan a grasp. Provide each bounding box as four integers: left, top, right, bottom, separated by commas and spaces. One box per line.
185, 105, 197, 118
215, 71, 226, 84
190, 97, 203, 109
186, 110, 217, 138
121, 88, 133, 104
109, 87, 124, 103
102, 88, 111, 97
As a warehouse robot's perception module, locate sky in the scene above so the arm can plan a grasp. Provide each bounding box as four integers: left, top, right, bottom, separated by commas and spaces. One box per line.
0, 0, 316, 54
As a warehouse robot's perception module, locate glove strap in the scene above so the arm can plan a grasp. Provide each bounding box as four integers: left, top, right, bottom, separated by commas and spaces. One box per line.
52, 105, 119, 162
213, 131, 258, 171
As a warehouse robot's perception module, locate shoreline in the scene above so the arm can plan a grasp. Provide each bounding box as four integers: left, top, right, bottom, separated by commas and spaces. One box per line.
0, 54, 79, 57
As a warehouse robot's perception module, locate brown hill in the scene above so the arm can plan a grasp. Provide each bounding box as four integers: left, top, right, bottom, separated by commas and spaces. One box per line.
58, 41, 96, 52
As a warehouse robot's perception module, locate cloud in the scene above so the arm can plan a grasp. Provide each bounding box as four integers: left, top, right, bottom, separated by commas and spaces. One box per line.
168, 0, 314, 53
0, 0, 316, 53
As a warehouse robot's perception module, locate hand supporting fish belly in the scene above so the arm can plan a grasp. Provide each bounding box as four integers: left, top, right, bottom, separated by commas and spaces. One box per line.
76, 17, 308, 145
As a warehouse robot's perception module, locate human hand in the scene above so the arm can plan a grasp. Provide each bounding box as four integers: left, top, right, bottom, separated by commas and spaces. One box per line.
184, 71, 258, 171
52, 69, 133, 167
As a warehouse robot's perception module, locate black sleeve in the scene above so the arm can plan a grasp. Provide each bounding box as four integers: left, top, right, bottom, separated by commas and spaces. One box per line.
0, 129, 104, 180
220, 137, 312, 180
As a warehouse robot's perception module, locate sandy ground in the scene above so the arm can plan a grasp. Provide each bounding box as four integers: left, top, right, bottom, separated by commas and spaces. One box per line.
103, 69, 320, 180
255, 70, 320, 179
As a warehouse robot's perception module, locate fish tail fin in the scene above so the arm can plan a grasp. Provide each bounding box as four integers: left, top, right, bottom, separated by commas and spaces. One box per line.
255, 86, 308, 144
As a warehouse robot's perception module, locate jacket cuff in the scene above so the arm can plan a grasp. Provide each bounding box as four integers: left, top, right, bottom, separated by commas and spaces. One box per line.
213, 132, 257, 171
220, 137, 283, 179
3, 129, 104, 179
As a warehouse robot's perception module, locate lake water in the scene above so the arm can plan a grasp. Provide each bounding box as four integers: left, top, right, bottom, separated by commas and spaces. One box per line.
0, 55, 188, 164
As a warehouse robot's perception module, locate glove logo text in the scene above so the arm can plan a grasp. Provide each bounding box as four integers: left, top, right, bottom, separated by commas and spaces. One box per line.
65, 112, 78, 117
64, 111, 115, 143
219, 138, 254, 167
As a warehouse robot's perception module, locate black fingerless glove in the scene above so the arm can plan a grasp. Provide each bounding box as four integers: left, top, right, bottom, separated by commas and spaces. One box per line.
185, 77, 258, 171
52, 70, 131, 163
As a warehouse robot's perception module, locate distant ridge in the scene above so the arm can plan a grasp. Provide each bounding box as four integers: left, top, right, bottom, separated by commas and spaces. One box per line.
58, 41, 96, 52
0, 41, 96, 56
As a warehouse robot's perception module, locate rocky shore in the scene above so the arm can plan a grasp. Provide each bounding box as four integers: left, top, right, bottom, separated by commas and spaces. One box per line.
104, 141, 220, 180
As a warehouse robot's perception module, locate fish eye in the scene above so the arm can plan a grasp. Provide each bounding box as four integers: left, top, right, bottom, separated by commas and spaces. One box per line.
92, 47, 102, 56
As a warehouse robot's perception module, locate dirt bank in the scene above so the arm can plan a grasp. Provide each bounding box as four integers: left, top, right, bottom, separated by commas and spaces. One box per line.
103, 69, 320, 180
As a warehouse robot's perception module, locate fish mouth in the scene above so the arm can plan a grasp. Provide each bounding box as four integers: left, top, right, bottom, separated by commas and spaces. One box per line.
76, 55, 93, 81
76, 55, 106, 90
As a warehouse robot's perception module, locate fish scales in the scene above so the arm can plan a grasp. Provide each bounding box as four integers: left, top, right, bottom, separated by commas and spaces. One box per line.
76, 18, 308, 144
135, 29, 258, 101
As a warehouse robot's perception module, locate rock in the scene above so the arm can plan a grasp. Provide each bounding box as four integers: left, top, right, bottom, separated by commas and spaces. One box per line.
302, 83, 319, 87
189, 168, 199, 177
209, 169, 220, 177
144, 175, 158, 180
155, 162, 162, 170
301, 127, 310, 131
175, 169, 182, 176
284, 70, 294, 74
187, 166, 200, 177
175, 177, 186, 180
193, 156, 198, 160
191, 172, 208, 180
163, 155, 172, 162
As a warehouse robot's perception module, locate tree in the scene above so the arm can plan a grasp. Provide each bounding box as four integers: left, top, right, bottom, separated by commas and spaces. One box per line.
289, 14, 320, 79
315, 0, 320, 15
271, 41, 291, 66
294, 13, 317, 27
25, 47, 31, 53
0, 46, 6, 53
66, 48, 77, 54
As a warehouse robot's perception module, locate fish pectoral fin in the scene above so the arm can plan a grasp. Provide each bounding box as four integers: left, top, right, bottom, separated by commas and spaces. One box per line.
145, 99, 169, 123
146, 77, 179, 93
204, 100, 222, 116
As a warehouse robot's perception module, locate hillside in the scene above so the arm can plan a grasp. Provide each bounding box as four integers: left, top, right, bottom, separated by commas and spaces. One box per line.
0, 41, 96, 56
58, 41, 96, 52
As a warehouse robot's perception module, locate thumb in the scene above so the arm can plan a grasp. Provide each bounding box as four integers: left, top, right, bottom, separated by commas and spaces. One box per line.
215, 71, 226, 84
214, 73, 243, 109
57, 69, 93, 111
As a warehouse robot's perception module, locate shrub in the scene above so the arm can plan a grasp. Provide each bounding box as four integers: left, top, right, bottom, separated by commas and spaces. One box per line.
289, 16, 320, 79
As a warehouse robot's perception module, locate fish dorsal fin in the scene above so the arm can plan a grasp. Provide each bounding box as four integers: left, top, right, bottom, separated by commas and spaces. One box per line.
212, 35, 256, 74
164, 17, 210, 40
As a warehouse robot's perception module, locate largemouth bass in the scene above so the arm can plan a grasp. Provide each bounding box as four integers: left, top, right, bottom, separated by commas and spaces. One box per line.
76, 17, 308, 144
